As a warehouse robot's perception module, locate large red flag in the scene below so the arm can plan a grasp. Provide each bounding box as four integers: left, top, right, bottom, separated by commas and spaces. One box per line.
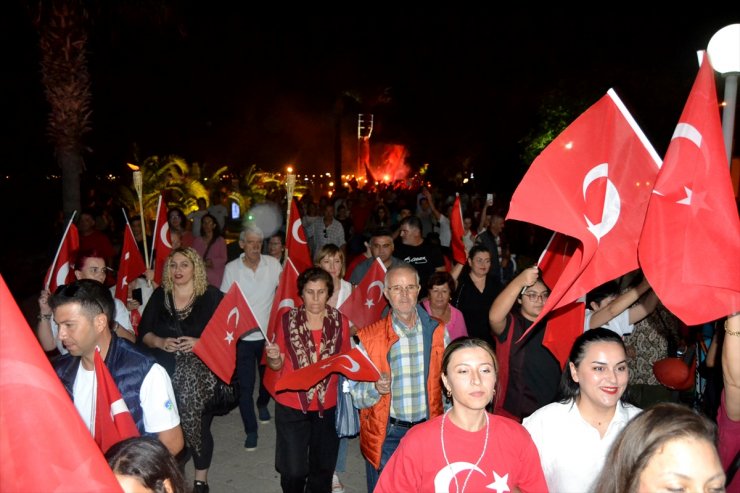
0, 275, 121, 492
94, 348, 140, 453
152, 194, 172, 284
275, 347, 380, 392
115, 221, 147, 304
285, 198, 313, 273
639, 54, 740, 324
193, 283, 260, 383
508, 89, 661, 337
450, 193, 467, 265
44, 216, 80, 292
338, 257, 388, 329
536, 232, 586, 367
265, 258, 302, 343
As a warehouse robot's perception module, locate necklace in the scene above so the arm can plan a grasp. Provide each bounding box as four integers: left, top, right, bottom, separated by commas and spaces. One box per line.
440, 409, 490, 493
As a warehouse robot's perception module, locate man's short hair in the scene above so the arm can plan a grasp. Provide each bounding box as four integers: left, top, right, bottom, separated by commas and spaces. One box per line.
369, 228, 394, 240
240, 225, 264, 242
399, 215, 422, 232
385, 263, 420, 286
49, 279, 115, 330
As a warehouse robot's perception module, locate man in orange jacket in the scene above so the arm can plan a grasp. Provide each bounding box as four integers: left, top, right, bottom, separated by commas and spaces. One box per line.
349, 264, 448, 493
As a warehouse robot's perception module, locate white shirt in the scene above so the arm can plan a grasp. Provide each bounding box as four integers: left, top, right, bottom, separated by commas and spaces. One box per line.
523, 400, 641, 493
53, 297, 133, 355
73, 361, 180, 434
220, 253, 282, 341
584, 308, 633, 336
437, 214, 451, 247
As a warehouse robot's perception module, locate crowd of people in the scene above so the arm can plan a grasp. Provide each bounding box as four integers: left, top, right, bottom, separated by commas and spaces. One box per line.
34, 182, 738, 493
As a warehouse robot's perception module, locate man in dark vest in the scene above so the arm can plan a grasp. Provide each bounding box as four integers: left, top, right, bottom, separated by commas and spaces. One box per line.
51, 279, 184, 455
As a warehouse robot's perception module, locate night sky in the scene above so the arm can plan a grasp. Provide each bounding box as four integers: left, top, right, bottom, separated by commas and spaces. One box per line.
4, 7, 737, 188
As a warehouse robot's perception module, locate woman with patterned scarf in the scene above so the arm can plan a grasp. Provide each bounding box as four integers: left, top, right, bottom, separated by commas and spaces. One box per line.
264, 267, 351, 493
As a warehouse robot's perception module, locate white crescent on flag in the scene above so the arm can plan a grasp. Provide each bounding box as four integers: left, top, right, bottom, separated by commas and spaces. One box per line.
291, 219, 307, 245
582, 163, 620, 241
367, 280, 384, 301
227, 307, 239, 328
160, 223, 172, 249
338, 355, 360, 373
55, 262, 71, 287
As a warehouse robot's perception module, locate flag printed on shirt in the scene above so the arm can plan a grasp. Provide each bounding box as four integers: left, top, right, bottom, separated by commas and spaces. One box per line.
0, 274, 122, 492
338, 257, 387, 329
507, 89, 661, 339
286, 198, 313, 274
44, 216, 79, 292
275, 346, 381, 392
194, 283, 260, 383
638, 53, 740, 324
115, 221, 147, 304
450, 193, 467, 265
152, 193, 172, 284
93, 348, 140, 453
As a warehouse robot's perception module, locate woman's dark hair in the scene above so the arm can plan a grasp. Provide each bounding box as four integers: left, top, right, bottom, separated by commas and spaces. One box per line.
440, 337, 499, 412
297, 266, 334, 300
558, 327, 629, 403
467, 244, 492, 263
201, 213, 222, 239
592, 402, 720, 493
106, 436, 187, 493
167, 208, 187, 229
586, 280, 620, 307
426, 271, 456, 295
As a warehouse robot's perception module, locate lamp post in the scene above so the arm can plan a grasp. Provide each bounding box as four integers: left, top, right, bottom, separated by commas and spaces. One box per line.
707, 23, 740, 167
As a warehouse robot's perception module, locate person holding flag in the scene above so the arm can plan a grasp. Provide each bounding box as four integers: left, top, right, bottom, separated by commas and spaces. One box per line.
37, 249, 136, 354
220, 225, 282, 452
138, 247, 224, 493
348, 228, 404, 287
263, 267, 351, 493
49, 279, 183, 456
488, 266, 560, 421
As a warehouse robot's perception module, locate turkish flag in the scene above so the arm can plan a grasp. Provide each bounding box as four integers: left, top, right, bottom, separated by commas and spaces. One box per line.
115, 222, 147, 304
44, 216, 79, 292
193, 283, 260, 383
275, 347, 380, 392
265, 258, 302, 344
0, 275, 122, 492
94, 348, 140, 453
508, 89, 661, 338
450, 194, 467, 265
152, 193, 172, 284
286, 198, 313, 274
536, 232, 585, 366
338, 257, 387, 329
639, 54, 740, 324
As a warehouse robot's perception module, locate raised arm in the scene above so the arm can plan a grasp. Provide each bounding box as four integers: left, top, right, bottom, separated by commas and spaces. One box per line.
489, 266, 539, 335
723, 313, 740, 421
588, 277, 653, 329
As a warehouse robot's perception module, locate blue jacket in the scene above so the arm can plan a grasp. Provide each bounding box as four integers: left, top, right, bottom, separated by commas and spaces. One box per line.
54, 333, 156, 436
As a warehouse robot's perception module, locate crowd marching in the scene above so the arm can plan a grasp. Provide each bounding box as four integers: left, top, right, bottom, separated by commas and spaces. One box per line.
13, 56, 740, 493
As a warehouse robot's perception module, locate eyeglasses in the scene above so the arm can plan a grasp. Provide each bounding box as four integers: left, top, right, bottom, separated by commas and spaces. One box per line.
323, 229, 328, 239
522, 291, 549, 302
387, 284, 420, 295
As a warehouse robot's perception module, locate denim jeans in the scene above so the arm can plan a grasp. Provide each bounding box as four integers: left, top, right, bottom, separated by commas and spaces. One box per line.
364, 422, 409, 493
236, 339, 271, 435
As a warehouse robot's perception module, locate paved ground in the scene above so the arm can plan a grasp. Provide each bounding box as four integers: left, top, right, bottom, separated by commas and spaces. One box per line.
183, 401, 367, 493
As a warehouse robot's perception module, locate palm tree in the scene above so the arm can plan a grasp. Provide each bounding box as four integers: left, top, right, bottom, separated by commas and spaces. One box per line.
31, 0, 92, 219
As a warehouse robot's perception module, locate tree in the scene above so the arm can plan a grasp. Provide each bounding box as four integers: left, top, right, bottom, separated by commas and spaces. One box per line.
31, 0, 92, 220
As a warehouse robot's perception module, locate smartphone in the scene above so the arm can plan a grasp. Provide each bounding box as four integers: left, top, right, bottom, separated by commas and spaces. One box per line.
132, 288, 143, 305
486, 193, 493, 205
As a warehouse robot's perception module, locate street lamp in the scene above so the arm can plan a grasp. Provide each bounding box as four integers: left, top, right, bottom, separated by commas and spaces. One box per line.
707, 23, 740, 166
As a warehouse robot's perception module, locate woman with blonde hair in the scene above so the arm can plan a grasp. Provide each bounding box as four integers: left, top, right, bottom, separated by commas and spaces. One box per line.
314, 243, 352, 311
138, 247, 224, 493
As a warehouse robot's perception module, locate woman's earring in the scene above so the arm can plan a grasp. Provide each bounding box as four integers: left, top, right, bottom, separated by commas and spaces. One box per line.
446, 388, 452, 398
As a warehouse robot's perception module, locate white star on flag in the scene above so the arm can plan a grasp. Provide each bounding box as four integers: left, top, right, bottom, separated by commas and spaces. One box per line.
486, 471, 510, 493
676, 186, 692, 205
224, 331, 234, 345
364, 298, 374, 309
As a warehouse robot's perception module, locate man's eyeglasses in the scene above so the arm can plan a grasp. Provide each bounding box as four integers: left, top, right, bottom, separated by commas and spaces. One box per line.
323, 229, 328, 239
387, 285, 420, 295
522, 291, 549, 302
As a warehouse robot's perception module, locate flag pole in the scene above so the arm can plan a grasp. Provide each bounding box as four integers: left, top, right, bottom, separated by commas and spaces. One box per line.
285, 167, 296, 260
132, 170, 150, 269
45, 210, 77, 291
